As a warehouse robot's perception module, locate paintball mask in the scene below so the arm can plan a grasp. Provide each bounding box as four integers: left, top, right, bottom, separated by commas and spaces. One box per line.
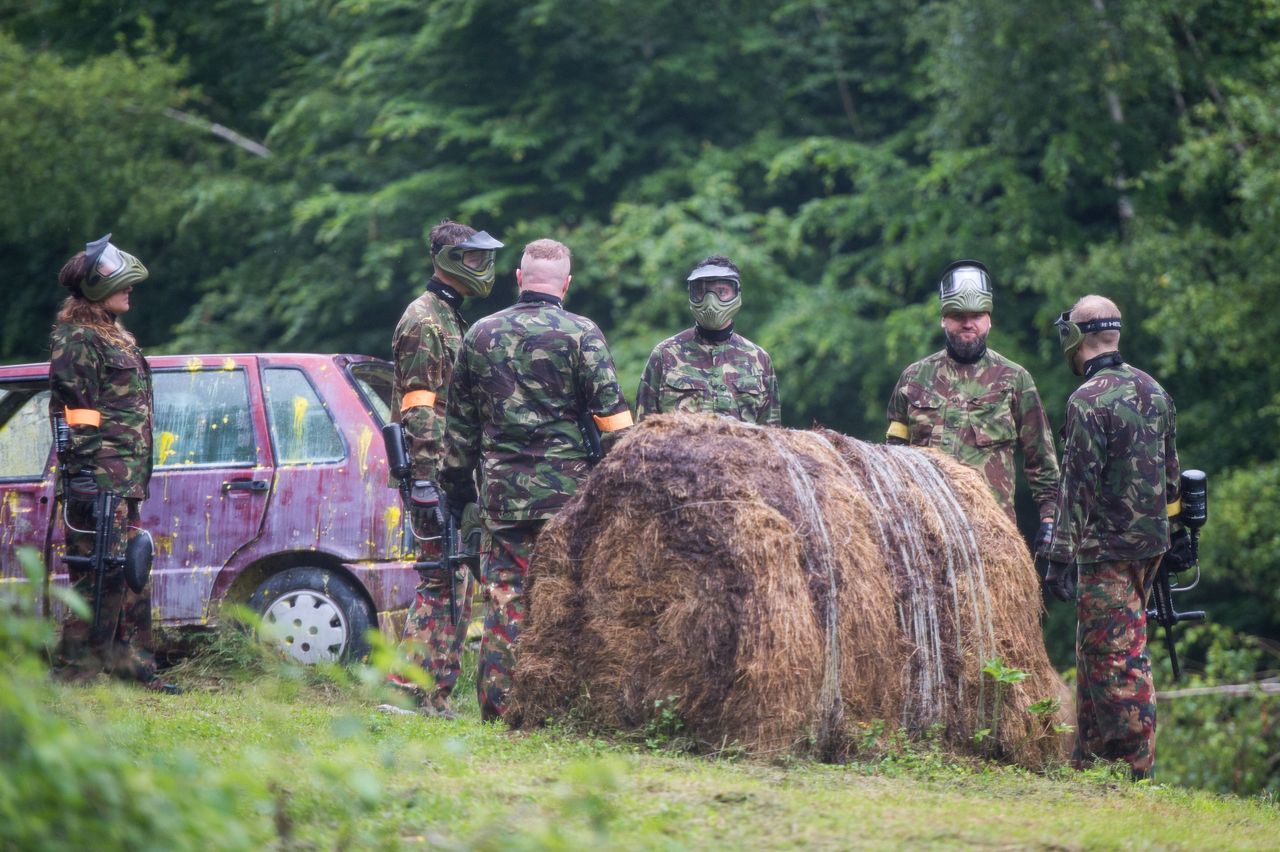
1054, 310, 1122, 375
938, 260, 993, 315
75, 233, 148, 302
432, 230, 504, 298
687, 263, 742, 331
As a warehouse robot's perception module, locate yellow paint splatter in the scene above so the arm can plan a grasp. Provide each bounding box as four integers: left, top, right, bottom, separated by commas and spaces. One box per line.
185, 356, 203, 373
222, 357, 236, 371
357, 425, 373, 472
4, 491, 18, 516
157, 431, 178, 466
154, 533, 176, 557
384, 504, 402, 556
292, 395, 309, 444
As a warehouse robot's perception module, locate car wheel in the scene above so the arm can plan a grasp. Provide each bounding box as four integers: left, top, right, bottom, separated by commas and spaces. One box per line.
247, 567, 374, 664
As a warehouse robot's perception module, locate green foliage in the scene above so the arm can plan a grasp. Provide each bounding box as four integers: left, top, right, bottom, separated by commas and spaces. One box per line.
1157, 623, 1280, 796
642, 694, 690, 752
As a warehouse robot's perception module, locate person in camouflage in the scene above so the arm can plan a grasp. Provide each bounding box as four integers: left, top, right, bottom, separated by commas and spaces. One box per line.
886, 260, 1059, 540
48, 234, 174, 692
636, 255, 780, 425
387, 220, 503, 713
1040, 294, 1186, 780
441, 238, 633, 721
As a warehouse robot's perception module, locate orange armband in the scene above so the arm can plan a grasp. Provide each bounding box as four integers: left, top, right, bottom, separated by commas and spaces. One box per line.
64, 408, 102, 428
400, 390, 437, 412
593, 410, 634, 432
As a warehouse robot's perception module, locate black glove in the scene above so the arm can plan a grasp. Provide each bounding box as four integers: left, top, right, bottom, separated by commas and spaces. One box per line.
1164, 527, 1196, 574
67, 466, 99, 509
1034, 520, 1054, 557
1039, 557, 1076, 602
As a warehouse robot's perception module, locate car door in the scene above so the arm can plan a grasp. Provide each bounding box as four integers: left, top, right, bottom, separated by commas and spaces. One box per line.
0, 376, 57, 611
143, 357, 273, 624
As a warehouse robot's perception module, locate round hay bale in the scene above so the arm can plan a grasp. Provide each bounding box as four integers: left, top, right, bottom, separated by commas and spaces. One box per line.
508, 414, 1069, 768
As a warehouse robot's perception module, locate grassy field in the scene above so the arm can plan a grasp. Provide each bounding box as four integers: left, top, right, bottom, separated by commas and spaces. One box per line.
30, 633, 1280, 852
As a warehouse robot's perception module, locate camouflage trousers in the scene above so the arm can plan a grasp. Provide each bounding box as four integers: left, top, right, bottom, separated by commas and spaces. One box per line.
54, 497, 156, 684
477, 521, 543, 722
392, 538, 474, 709
1073, 556, 1163, 776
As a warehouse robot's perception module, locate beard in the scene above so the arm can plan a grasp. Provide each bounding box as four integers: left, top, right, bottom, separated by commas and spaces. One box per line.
944, 330, 988, 363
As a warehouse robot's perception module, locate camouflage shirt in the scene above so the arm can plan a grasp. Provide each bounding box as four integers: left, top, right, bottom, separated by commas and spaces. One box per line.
886, 347, 1059, 518
442, 292, 632, 522
391, 281, 466, 480
1046, 354, 1180, 564
49, 322, 154, 499
635, 327, 781, 425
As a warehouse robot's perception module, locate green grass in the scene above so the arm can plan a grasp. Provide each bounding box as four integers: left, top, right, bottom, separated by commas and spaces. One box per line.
36, 631, 1280, 851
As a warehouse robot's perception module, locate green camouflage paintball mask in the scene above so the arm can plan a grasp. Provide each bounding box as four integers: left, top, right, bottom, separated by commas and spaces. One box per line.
938, 260, 994, 316
687, 263, 742, 331
78, 233, 148, 302
1054, 310, 1122, 375
432, 230, 504, 298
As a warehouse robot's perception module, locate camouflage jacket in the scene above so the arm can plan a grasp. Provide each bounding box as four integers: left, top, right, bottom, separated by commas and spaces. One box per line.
391, 281, 466, 480
1046, 354, 1180, 564
49, 322, 154, 499
441, 291, 632, 522
635, 327, 781, 425
886, 348, 1059, 519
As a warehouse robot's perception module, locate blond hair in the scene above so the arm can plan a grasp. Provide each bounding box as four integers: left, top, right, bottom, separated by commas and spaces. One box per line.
521, 239, 571, 262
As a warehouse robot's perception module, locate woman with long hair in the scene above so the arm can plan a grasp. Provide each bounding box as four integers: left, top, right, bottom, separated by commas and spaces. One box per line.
49, 234, 174, 692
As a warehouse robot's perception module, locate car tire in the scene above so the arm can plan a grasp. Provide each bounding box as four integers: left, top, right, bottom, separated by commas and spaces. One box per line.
247, 567, 374, 664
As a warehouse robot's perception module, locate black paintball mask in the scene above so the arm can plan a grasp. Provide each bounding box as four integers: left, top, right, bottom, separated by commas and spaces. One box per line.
1054, 310, 1122, 376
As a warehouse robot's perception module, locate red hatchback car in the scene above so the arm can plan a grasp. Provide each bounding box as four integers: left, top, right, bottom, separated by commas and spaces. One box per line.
0, 353, 418, 663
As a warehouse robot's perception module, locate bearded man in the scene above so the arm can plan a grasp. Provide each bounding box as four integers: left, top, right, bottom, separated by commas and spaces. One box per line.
885, 260, 1059, 546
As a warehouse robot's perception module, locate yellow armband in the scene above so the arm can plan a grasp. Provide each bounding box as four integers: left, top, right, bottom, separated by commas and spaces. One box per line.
886, 421, 909, 441
1166, 498, 1182, 518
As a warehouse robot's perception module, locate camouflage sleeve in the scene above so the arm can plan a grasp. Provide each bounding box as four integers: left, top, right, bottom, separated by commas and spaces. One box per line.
1046, 397, 1104, 563
762, 356, 781, 426
578, 323, 632, 448
393, 312, 447, 478
440, 342, 481, 505
1014, 372, 1060, 519
1165, 397, 1182, 527
885, 369, 910, 445
635, 349, 663, 422
49, 328, 104, 469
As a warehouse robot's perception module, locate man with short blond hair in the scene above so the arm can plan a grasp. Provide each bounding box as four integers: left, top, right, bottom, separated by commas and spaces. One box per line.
441, 238, 632, 721
1042, 294, 1184, 779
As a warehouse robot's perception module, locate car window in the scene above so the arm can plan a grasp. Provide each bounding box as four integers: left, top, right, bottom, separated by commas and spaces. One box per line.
263, 367, 345, 465
348, 362, 393, 427
0, 387, 53, 480
153, 370, 257, 467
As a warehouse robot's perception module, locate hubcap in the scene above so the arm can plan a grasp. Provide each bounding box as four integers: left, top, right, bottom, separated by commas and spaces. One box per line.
261, 589, 349, 663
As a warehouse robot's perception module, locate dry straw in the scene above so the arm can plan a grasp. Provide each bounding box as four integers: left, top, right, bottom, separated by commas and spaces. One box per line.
508, 414, 1069, 768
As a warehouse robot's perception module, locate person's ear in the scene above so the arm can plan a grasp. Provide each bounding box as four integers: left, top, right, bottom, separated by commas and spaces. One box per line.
515, 269, 524, 289
561, 274, 572, 298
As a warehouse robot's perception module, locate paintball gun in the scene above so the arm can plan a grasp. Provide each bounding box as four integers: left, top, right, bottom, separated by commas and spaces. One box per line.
1148, 469, 1208, 681
382, 423, 480, 626
577, 409, 604, 467
53, 412, 154, 637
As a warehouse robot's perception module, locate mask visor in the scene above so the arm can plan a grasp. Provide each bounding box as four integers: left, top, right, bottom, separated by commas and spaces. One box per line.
688, 278, 740, 304
938, 265, 993, 300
